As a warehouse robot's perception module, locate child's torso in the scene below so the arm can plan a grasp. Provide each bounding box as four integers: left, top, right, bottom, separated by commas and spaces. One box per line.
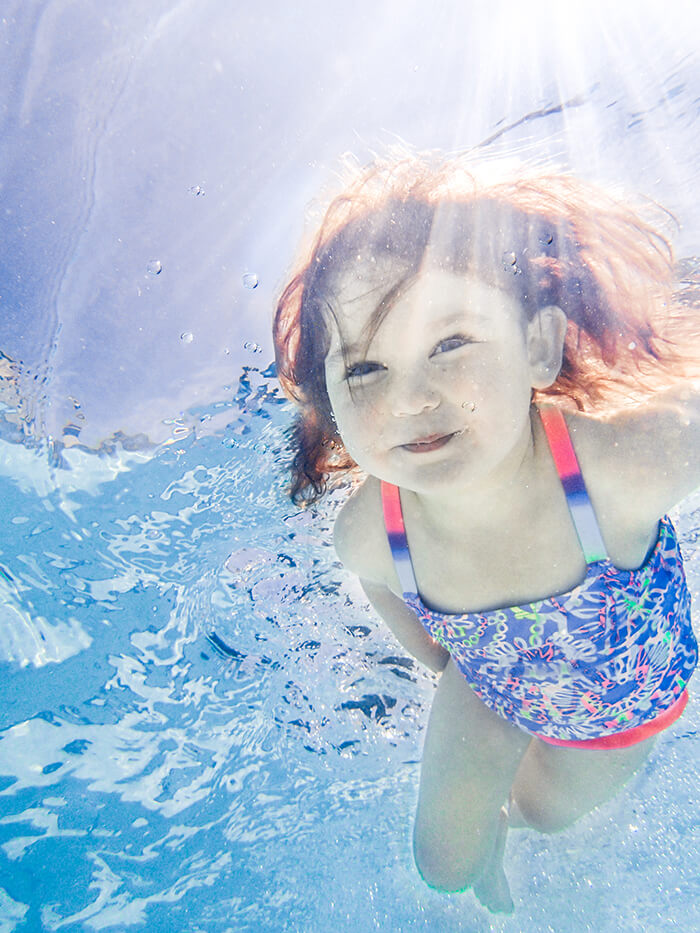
377, 407, 697, 741
382, 412, 657, 617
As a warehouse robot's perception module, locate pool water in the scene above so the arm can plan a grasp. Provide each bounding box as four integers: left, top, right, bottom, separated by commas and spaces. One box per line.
2, 1, 700, 929
0, 362, 698, 932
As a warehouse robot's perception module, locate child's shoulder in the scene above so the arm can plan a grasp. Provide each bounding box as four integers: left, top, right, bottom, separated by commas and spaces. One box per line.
333, 477, 393, 584
563, 391, 700, 524
563, 407, 643, 505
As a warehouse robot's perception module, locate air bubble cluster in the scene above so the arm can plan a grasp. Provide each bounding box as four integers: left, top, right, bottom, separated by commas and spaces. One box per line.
502, 251, 519, 274
242, 273, 259, 289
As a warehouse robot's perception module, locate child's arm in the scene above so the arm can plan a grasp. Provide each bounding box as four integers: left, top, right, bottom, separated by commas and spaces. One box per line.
571, 380, 700, 522
360, 578, 450, 673
333, 478, 450, 674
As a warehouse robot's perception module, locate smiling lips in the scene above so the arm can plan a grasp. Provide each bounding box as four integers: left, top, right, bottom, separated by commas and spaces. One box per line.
400, 431, 460, 453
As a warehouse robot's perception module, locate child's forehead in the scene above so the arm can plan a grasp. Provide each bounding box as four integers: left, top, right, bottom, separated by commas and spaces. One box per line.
328, 264, 523, 348
332, 254, 403, 306
333, 262, 510, 317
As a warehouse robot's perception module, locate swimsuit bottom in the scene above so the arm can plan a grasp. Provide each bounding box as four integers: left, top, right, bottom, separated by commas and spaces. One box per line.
538, 688, 688, 750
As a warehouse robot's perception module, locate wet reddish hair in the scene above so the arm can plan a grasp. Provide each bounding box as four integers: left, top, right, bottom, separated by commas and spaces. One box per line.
274, 152, 698, 504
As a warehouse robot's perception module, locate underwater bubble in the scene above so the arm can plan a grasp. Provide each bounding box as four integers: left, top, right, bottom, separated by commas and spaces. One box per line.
180, 332, 194, 344
147, 259, 163, 275
222, 437, 238, 449
242, 272, 259, 289
188, 185, 205, 196
628, 341, 637, 350
461, 400, 477, 412
539, 232, 554, 247
502, 251, 518, 274
243, 341, 262, 354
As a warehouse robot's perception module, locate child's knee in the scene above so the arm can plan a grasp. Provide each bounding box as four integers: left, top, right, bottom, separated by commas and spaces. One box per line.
413, 840, 478, 893
412, 825, 484, 893
511, 769, 595, 832
510, 791, 577, 834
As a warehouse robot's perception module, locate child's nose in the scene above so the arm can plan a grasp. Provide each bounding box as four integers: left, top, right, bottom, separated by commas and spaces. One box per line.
390, 371, 440, 417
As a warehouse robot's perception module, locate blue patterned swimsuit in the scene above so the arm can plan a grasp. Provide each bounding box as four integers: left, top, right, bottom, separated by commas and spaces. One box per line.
381, 408, 697, 745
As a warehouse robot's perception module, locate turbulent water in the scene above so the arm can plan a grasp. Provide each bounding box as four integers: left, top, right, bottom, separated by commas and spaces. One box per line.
0, 362, 698, 932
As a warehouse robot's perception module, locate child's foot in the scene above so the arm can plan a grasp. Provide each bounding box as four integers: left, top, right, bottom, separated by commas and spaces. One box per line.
472, 863, 514, 914
472, 805, 514, 914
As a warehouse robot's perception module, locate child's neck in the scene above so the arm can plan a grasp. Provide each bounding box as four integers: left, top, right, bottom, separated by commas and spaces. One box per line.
405, 415, 548, 538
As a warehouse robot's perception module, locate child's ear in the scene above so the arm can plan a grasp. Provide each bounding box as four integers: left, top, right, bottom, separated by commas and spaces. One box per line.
526, 305, 567, 388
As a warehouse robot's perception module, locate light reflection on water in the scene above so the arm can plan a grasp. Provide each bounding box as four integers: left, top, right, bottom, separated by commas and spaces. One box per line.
0, 365, 432, 930
0, 361, 698, 932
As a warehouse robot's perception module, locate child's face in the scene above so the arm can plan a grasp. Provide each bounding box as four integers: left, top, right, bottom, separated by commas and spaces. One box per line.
323, 266, 547, 493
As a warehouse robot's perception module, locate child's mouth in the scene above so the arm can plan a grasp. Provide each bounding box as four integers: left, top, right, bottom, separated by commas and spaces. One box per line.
401, 432, 459, 453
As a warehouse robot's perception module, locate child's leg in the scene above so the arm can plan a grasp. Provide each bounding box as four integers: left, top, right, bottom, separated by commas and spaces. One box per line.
413, 660, 530, 895
510, 736, 656, 833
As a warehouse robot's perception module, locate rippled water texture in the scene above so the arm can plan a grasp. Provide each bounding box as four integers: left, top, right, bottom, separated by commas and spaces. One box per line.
0, 365, 698, 932
1, 1, 699, 930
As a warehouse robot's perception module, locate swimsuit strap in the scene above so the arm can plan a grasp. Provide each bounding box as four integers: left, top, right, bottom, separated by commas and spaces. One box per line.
380, 481, 419, 598
538, 407, 608, 564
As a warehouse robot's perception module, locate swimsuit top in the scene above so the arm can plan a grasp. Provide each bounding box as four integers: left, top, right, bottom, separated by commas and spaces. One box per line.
381, 407, 697, 742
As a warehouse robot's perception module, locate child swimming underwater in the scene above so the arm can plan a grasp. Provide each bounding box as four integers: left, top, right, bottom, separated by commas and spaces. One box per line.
273, 153, 699, 913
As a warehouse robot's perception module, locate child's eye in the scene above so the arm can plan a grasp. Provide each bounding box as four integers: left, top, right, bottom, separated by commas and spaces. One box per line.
345, 360, 385, 381
431, 334, 472, 355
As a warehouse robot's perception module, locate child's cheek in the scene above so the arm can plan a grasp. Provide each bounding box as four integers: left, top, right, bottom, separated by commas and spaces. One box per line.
347, 383, 382, 412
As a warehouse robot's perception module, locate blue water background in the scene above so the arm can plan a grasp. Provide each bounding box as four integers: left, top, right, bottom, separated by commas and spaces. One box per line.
1, 1, 699, 930
0, 372, 698, 932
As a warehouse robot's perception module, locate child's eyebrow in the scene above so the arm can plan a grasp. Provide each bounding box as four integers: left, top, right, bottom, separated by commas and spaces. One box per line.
326, 310, 479, 365
327, 345, 360, 364
432, 309, 475, 328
